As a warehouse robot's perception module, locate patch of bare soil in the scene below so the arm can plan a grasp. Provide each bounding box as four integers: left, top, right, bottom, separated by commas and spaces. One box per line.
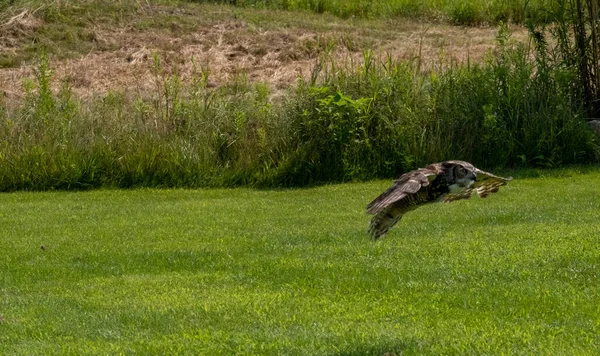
0, 16, 527, 100
0, 9, 42, 43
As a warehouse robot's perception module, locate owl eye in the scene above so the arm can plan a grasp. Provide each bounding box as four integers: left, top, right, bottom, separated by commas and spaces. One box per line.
456, 166, 467, 177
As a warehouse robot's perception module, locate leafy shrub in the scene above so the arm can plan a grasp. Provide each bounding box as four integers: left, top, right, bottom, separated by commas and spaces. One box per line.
0, 26, 598, 191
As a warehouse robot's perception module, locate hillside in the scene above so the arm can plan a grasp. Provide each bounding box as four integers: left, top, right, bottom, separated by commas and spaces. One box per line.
0, 1, 527, 100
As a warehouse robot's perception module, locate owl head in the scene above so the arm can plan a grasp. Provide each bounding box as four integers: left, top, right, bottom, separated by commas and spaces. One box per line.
444, 162, 476, 193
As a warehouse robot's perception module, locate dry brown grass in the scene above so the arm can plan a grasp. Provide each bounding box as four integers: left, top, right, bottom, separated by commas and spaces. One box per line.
0, 3, 528, 99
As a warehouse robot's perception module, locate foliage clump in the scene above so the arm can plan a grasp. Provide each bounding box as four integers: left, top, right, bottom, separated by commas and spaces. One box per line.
0, 25, 597, 191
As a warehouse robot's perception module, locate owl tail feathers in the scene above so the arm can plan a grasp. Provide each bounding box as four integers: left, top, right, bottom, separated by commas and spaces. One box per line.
369, 211, 402, 240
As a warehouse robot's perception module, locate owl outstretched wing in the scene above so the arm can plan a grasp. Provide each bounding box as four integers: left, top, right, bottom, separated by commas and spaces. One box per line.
366, 166, 440, 239
366, 166, 439, 215
471, 167, 512, 198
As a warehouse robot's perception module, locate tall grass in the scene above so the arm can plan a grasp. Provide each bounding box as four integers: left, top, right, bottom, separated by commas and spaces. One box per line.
1, 25, 597, 191
0, 55, 288, 190
281, 29, 596, 184
541, 0, 600, 118
0, 0, 559, 26
188, 0, 556, 24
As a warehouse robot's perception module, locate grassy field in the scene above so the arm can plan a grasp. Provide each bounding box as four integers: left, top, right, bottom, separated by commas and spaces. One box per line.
1, 169, 600, 354
1, 1, 600, 352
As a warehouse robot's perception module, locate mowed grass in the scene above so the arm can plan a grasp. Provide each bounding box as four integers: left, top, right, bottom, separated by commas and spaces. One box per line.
1, 171, 600, 354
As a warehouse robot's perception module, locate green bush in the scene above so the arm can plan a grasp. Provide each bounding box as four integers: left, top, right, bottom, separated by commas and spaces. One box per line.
282, 28, 595, 181
1, 27, 598, 191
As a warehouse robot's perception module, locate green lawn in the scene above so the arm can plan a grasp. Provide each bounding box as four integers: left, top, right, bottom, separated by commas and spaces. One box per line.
1, 171, 600, 355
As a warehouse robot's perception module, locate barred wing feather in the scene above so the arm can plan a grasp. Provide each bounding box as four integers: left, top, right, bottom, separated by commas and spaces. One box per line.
366, 168, 437, 215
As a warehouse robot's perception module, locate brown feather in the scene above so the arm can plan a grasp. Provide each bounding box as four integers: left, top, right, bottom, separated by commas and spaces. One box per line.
366, 167, 438, 215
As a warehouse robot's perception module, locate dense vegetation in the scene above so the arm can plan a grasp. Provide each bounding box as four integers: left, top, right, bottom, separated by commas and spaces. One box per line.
1, 25, 597, 191
190, 0, 555, 25
1, 1, 599, 191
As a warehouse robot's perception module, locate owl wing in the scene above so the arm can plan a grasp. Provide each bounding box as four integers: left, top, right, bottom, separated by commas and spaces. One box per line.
366, 166, 439, 215
366, 167, 439, 239
472, 168, 512, 198
436, 161, 512, 202
443, 187, 476, 202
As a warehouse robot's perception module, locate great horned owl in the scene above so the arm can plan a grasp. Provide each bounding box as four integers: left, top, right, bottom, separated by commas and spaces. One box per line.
366, 160, 512, 240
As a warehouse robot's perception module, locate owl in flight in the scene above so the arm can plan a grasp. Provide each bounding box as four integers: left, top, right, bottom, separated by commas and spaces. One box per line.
366, 160, 512, 240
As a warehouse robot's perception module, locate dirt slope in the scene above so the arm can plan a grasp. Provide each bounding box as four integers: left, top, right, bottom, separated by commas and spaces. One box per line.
0, 4, 527, 99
